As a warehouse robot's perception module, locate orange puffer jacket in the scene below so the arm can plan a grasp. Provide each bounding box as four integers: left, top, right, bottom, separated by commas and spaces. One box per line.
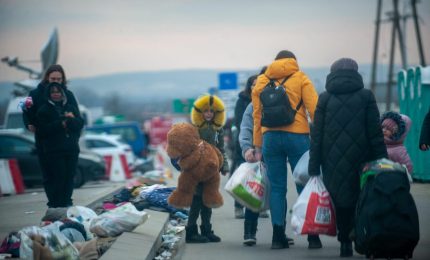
251, 58, 318, 147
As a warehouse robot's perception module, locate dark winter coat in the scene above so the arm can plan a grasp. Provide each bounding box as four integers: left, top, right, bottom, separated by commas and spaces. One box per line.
308, 69, 387, 207
23, 82, 79, 146
232, 91, 251, 162
36, 98, 84, 154
419, 108, 430, 148
197, 124, 229, 173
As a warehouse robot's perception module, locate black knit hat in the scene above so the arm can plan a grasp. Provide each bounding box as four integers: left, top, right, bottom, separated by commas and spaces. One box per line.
45, 82, 65, 96
330, 58, 358, 72
275, 50, 296, 60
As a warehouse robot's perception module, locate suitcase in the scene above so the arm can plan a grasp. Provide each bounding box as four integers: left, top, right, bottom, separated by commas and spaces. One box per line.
354, 159, 419, 259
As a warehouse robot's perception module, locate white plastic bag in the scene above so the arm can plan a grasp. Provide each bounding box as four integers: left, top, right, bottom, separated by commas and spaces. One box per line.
224, 162, 270, 212
291, 176, 336, 236
90, 202, 149, 237
67, 206, 98, 240
19, 224, 80, 260
293, 150, 310, 186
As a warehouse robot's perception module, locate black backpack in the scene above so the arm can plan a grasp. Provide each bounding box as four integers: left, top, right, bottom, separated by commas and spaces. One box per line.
259, 74, 302, 127
354, 159, 419, 259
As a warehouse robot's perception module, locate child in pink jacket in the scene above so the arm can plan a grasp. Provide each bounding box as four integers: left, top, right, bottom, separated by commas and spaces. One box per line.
381, 111, 413, 173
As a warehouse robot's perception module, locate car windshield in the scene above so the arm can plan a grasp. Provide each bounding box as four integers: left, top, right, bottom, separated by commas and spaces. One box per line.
110, 127, 137, 142
116, 137, 129, 145
0, 135, 33, 153
86, 139, 116, 148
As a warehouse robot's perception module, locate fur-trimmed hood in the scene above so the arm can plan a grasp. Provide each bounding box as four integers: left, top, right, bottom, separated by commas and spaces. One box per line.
381, 111, 411, 145
191, 94, 226, 130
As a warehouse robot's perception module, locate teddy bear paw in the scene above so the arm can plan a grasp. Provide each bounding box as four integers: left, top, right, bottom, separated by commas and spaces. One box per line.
168, 192, 193, 208
202, 192, 224, 208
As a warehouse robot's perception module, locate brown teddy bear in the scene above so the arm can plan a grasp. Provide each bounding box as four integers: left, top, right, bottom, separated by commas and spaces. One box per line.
166, 122, 224, 208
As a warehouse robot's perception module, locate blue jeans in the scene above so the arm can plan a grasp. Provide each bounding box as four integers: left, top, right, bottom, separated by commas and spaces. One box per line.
262, 131, 310, 226
245, 208, 259, 221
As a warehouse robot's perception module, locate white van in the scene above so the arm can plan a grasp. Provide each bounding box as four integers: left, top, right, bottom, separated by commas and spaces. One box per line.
3, 97, 92, 130
4, 97, 25, 129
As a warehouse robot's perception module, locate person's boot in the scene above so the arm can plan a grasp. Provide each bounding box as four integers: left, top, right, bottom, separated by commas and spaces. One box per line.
185, 225, 209, 243
308, 234, 322, 249
271, 225, 289, 249
281, 220, 294, 245
340, 241, 353, 257
200, 224, 221, 242
258, 210, 269, 218
286, 235, 295, 245
234, 207, 245, 219
243, 220, 257, 246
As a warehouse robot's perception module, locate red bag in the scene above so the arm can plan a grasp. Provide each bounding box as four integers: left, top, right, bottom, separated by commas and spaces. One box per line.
291, 176, 336, 236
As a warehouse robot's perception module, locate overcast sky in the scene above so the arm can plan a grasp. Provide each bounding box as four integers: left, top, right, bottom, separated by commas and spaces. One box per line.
1, 0, 429, 82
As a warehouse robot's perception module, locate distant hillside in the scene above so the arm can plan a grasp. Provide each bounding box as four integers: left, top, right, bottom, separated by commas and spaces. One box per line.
68, 67, 331, 104
0, 64, 400, 108
71, 69, 230, 102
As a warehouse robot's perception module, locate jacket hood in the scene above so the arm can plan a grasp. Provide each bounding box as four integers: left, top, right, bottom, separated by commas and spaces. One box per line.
38, 81, 68, 90
325, 70, 364, 94
381, 112, 411, 144
45, 82, 67, 106
264, 58, 299, 80
238, 91, 251, 102
37, 82, 46, 91
191, 94, 226, 130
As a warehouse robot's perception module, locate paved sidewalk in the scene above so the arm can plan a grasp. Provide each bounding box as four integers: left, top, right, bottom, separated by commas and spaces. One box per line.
0, 181, 124, 240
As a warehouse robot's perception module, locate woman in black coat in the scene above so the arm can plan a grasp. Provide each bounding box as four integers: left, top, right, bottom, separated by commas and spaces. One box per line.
308, 58, 387, 257
22, 64, 80, 207
36, 82, 84, 208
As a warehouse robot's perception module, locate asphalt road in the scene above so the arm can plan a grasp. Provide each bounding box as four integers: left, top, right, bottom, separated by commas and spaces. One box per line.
182, 171, 430, 260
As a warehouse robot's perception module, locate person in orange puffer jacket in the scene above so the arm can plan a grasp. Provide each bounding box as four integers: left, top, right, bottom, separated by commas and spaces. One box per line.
251, 50, 319, 250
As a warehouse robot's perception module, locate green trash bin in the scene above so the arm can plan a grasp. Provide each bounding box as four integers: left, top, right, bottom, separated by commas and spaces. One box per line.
398, 66, 430, 181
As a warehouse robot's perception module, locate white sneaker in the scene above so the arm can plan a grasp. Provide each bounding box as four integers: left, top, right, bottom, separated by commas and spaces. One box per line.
234, 207, 244, 219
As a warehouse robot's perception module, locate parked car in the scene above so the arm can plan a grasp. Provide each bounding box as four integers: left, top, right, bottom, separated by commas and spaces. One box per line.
0, 129, 105, 188
83, 133, 136, 166
86, 121, 147, 158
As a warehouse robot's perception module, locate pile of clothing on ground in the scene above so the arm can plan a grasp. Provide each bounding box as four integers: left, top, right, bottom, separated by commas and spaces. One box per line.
0, 179, 189, 259
0, 204, 139, 260
154, 218, 187, 260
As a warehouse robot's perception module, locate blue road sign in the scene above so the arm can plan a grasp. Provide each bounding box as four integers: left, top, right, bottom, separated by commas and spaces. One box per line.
219, 72, 238, 90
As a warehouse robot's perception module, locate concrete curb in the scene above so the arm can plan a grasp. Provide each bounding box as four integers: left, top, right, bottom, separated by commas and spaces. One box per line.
99, 210, 170, 260
85, 184, 171, 260
85, 186, 124, 210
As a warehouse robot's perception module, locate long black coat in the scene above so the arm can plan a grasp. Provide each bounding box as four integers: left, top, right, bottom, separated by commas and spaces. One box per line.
232, 91, 251, 162
419, 108, 430, 147
36, 100, 83, 154
308, 70, 387, 207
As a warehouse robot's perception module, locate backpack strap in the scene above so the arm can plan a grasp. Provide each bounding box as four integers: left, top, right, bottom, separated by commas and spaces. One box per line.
278, 73, 303, 111
295, 99, 303, 111
279, 73, 293, 85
